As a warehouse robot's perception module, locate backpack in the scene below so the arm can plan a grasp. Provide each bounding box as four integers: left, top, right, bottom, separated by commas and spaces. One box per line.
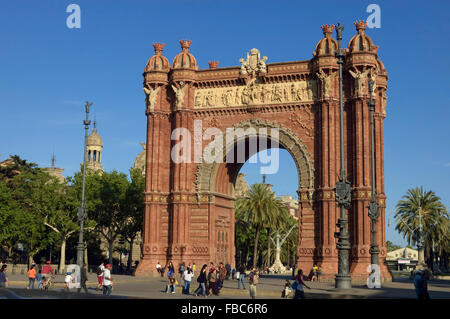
251, 273, 259, 285
97, 267, 103, 275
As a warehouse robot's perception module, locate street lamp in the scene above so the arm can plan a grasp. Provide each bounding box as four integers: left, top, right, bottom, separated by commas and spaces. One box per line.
334, 22, 352, 289
77, 101, 92, 267
367, 79, 380, 269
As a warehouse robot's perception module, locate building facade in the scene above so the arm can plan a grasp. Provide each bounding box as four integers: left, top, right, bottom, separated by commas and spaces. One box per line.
136, 21, 391, 281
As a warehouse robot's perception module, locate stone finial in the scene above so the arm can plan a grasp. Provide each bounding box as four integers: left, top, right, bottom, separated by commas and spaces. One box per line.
180, 39, 192, 51
208, 61, 219, 69
321, 24, 335, 37
354, 20, 367, 33
152, 43, 165, 54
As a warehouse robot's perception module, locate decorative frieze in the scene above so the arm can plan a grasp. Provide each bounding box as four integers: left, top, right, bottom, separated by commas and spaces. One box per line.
194, 80, 317, 109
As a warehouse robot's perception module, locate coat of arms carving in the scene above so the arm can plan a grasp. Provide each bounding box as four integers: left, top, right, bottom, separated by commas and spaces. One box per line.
239, 48, 268, 77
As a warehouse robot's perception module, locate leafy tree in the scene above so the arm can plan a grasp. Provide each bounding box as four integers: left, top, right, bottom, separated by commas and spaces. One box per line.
385, 240, 402, 252
395, 186, 449, 268
90, 170, 130, 266
5, 162, 54, 264
119, 168, 145, 272
235, 183, 289, 269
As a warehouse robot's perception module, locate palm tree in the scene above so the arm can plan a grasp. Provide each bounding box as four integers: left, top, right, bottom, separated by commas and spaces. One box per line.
235, 183, 289, 269
395, 186, 448, 268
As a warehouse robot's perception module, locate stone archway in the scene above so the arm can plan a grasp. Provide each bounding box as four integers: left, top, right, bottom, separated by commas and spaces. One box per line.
136, 24, 391, 282
195, 119, 314, 195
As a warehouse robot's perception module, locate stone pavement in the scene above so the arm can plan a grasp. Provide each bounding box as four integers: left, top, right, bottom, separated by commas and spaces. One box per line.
3, 272, 450, 299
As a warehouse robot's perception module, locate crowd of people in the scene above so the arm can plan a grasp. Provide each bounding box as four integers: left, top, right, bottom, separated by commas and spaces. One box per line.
0, 259, 434, 299
158, 260, 261, 298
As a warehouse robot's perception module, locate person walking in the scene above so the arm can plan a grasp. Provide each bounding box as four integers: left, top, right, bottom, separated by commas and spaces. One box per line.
193, 264, 208, 297
292, 269, 311, 299
414, 270, 430, 299
182, 268, 194, 294
77, 263, 89, 293
156, 261, 162, 276
27, 265, 37, 289
248, 267, 259, 299
179, 262, 185, 279
97, 262, 105, 290
238, 264, 246, 289
41, 261, 54, 287
0, 265, 8, 288
312, 264, 319, 281
36, 270, 43, 289
102, 264, 113, 296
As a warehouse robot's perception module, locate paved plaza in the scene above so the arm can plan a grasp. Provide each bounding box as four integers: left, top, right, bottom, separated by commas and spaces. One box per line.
2, 272, 450, 299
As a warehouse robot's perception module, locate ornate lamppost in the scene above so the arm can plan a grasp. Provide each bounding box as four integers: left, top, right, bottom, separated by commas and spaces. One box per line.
334, 22, 352, 289
367, 79, 380, 269
77, 101, 92, 267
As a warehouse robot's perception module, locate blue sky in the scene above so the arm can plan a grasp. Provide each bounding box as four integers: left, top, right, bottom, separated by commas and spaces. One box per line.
1, 1, 449, 247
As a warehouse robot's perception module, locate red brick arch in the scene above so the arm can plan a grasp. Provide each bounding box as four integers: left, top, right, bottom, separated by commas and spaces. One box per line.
136, 25, 392, 282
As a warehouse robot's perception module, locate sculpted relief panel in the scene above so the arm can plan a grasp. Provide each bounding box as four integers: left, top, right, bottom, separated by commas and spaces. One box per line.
194, 80, 317, 109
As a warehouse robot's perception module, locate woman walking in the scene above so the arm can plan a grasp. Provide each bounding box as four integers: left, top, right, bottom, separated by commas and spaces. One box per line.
27, 265, 37, 289
193, 264, 208, 297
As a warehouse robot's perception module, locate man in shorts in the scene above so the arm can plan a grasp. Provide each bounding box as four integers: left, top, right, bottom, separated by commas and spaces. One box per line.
248, 267, 259, 299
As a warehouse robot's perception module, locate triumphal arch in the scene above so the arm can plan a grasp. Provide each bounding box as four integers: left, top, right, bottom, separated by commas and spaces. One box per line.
136, 21, 391, 281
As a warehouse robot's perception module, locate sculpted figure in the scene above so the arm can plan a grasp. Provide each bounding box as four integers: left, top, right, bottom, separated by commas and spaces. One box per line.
241, 87, 250, 105
171, 82, 187, 109
349, 68, 371, 97
195, 91, 204, 107
271, 84, 283, 102
239, 58, 248, 75
143, 86, 160, 112
382, 91, 387, 116
316, 70, 334, 98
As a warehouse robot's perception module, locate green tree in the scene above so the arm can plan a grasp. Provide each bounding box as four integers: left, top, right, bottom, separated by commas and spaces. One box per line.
5, 162, 54, 264
91, 170, 130, 266
395, 186, 449, 268
385, 240, 402, 252
119, 168, 145, 272
235, 183, 289, 269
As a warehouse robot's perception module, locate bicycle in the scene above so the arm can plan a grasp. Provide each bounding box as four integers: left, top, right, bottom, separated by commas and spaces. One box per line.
41, 275, 55, 290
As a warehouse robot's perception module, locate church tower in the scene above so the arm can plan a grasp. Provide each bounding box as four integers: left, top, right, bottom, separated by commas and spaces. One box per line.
86, 121, 104, 172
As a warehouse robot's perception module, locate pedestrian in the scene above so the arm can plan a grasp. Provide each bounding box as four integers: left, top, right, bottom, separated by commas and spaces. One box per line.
414, 270, 430, 299
281, 280, 292, 298
183, 267, 194, 294
231, 267, 236, 280
292, 269, 311, 299
64, 271, 73, 291
27, 265, 36, 289
77, 263, 89, 293
41, 261, 54, 287
102, 264, 113, 296
0, 265, 8, 288
156, 261, 162, 276
179, 262, 185, 279
312, 264, 318, 281
36, 269, 43, 289
193, 264, 208, 297
97, 262, 105, 290
248, 267, 259, 299
225, 263, 231, 279
207, 265, 218, 296
238, 264, 246, 289
165, 276, 177, 294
